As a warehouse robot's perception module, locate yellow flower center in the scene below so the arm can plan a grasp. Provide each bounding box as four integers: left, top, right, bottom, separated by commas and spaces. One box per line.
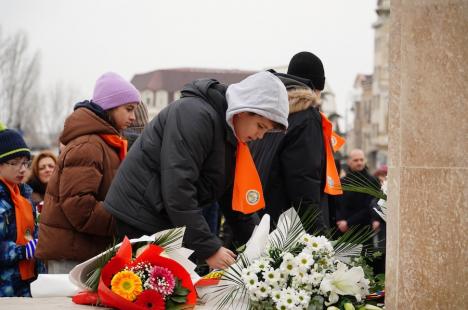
111, 270, 143, 301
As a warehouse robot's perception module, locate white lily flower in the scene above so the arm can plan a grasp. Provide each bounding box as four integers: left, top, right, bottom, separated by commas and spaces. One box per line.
320, 263, 365, 303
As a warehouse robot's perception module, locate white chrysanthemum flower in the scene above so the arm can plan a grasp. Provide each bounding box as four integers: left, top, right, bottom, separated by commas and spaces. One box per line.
320, 263, 366, 305
281, 252, 294, 261
247, 287, 261, 302
295, 251, 314, 270
307, 236, 334, 253
271, 288, 282, 303
274, 300, 290, 310
241, 265, 255, 276
309, 270, 324, 286
295, 269, 309, 284
280, 253, 298, 275
296, 289, 310, 306
299, 233, 313, 245
255, 281, 271, 299
263, 268, 282, 286
250, 257, 271, 274
243, 273, 259, 289
279, 289, 298, 309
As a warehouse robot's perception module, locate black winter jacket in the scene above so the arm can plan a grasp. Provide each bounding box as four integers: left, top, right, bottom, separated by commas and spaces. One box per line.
336, 169, 381, 226
249, 86, 328, 231
104, 79, 258, 260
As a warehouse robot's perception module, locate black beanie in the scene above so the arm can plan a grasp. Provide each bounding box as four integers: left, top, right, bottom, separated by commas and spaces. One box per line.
287, 51, 325, 91
0, 125, 31, 164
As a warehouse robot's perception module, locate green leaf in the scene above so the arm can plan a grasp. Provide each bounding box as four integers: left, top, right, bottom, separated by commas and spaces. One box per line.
307, 295, 324, 310
85, 239, 118, 291
153, 227, 185, 252
170, 295, 187, 303
174, 286, 190, 295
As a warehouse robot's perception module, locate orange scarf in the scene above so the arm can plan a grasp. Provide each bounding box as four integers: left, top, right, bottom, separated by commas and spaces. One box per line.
320, 113, 343, 195
0, 177, 35, 280
232, 142, 265, 214
331, 131, 346, 152
99, 134, 128, 161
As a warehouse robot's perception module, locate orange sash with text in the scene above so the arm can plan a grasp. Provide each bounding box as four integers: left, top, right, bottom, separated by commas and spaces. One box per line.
232, 142, 265, 214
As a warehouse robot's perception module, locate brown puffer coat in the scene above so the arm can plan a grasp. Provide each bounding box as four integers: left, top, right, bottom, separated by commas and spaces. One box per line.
36, 105, 118, 261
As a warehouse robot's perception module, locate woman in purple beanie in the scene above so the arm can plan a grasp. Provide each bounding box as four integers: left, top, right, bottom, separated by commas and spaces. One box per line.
35, 72, 140, 273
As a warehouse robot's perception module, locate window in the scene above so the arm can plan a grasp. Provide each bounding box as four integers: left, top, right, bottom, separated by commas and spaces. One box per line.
155, 90, 168, 110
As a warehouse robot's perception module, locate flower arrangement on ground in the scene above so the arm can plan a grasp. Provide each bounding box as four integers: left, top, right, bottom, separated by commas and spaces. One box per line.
70, 228, 198, 309
196, 208, 383, 310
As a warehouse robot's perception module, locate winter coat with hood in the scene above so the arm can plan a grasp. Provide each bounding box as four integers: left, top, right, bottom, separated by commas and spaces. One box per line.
249, 77, 329, 231
104, 73, 288, 261
0, 182, 46, 297
35, 102, 117, 261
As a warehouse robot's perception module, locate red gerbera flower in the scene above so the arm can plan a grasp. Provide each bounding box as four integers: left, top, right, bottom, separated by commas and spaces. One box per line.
135, 290, 165, 310
101, 256, 126, 287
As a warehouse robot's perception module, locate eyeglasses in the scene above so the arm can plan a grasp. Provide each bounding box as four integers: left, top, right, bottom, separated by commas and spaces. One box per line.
3, 160, 32, 170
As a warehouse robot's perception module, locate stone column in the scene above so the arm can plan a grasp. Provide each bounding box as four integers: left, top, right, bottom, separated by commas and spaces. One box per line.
387, 0, 468, 308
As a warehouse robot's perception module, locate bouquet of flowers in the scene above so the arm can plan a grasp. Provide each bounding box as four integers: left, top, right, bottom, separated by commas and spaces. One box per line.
70, 228, 198, 310
196, 208, 383, 310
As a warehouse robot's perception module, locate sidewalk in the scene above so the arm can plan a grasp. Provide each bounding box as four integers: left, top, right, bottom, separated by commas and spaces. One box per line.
0, 297, 209, 309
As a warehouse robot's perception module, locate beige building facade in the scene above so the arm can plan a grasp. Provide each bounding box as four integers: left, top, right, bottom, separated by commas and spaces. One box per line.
349, 0, 390, 170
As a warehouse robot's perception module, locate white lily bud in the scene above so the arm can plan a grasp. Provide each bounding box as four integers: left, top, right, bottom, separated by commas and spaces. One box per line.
365, 305, 383, 310
344, 303, 356, 310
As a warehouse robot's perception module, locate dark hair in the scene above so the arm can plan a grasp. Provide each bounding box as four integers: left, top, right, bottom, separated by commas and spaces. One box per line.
247, 112, 286, 132
105, 110, 119, 131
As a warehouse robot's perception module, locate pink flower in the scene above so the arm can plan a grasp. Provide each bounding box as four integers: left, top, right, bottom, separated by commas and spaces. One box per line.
148, 266, 176, 297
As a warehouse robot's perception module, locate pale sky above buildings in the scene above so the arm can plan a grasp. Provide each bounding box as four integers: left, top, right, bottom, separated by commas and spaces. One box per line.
0, 0, 377, 119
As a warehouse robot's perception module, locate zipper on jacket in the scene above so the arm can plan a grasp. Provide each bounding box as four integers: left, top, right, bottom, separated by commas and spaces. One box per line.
3, 213, 9, 234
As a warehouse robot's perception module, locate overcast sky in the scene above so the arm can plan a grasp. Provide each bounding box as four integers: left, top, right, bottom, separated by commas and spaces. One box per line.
0, 0, 377, 118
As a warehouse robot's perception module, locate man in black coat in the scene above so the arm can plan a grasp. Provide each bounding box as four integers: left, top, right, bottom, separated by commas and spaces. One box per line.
336, 149, 382, 233
104, 72, 289, 270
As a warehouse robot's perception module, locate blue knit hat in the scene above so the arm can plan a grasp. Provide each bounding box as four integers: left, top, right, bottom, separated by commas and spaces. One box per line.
0, 123, 31, 164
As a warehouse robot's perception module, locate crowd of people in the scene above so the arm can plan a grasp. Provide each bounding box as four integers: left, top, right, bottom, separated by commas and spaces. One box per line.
0, 51, 387, 297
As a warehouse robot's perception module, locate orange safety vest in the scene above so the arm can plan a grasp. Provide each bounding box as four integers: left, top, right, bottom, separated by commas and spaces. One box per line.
232, 142, 265, 214
320, 113, 343, 195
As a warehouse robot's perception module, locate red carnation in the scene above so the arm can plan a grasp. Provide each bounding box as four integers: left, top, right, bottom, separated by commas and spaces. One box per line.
135, 289, 165, 310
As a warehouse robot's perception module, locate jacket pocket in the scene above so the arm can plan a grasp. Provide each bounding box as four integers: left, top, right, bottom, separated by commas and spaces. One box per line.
143, 176, 163, 213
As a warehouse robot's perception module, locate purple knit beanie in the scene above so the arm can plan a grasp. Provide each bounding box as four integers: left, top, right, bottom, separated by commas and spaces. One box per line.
92, 72, 141, 110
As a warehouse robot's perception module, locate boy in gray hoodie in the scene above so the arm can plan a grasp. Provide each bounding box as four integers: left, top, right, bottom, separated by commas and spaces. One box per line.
104, 72, 289, 269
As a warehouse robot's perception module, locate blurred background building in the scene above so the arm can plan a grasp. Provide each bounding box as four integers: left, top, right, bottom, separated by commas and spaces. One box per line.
346, 0, 390, 171
131, 68, 255, 118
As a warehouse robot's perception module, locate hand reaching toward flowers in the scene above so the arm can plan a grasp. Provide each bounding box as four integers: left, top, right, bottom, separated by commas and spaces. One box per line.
206, 246, 236, 270
336, 220, 349, 233
372, 220, 380, 231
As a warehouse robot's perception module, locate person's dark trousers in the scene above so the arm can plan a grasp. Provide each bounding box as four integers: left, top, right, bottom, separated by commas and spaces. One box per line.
202, 202, 220, 235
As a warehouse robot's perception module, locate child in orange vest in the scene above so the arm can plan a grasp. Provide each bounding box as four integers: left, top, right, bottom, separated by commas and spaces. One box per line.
0, 125, 44, 296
